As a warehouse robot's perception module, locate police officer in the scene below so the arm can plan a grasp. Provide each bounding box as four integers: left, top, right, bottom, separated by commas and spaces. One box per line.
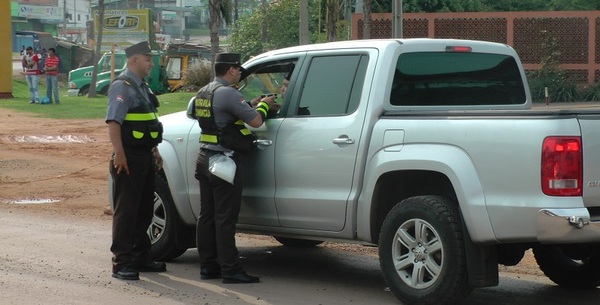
192, 53, 277, 284
106, 41, 166, 281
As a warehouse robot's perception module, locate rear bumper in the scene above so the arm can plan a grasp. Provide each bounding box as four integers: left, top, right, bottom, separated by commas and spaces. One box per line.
537, 208, 600, 243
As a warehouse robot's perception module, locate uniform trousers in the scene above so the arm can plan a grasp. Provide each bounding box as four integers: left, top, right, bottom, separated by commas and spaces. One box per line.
110, 147, 154, 272
195, 148, 243, 276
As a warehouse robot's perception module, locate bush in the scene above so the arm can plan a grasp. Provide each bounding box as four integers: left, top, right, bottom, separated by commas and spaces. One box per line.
527, 34, 580, 103
581, 82, 600, 102
182, 60, 212, 91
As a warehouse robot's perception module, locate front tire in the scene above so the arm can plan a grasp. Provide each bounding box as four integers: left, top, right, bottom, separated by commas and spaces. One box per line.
379, 195, 472, 305
533, 244, 600, 289
148, 175, 188, 261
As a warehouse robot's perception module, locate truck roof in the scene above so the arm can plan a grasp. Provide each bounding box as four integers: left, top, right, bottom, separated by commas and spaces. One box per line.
244, 38, 516, 65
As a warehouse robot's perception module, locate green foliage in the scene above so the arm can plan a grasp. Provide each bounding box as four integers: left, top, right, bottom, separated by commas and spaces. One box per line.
1, 80, 189, 119
527, 35, 579, 103
183, 60, 213, 88
377, 0, 599, 12
229, 0, 323, 60
581, 83, 600, 102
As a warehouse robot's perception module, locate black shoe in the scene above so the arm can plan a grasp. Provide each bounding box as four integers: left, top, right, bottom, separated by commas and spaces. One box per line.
222, 271, 260, 284
200, 266, 221, 280
112, 267, 139, 280
132, 261, 166, 272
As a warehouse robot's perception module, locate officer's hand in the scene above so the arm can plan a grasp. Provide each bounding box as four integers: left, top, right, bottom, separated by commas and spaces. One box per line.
270, 102, 281, 113
261, 95, 277, 109
250, 97, 261, 107
113, 151, 130, 175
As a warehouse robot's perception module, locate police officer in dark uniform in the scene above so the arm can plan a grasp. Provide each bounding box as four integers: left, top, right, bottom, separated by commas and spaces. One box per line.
106, 41, 166, 281
191, 53, 277, 284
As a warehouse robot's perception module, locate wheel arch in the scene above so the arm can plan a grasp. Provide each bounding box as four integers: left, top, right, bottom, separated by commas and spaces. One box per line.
356, 144, 494, 245
156, 140, 197, 227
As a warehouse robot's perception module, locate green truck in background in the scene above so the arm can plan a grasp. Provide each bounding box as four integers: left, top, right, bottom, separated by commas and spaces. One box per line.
67, 43, 210, 96
67, 50, 169, 96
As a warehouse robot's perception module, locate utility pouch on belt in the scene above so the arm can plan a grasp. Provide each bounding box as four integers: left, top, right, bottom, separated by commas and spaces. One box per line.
122, 121, 163, 148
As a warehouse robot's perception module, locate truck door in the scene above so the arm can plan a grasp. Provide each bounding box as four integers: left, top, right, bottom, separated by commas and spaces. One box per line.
274, 53, 370, 231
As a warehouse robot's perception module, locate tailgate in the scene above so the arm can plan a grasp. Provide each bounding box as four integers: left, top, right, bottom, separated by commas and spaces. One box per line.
579, 114, 600, 207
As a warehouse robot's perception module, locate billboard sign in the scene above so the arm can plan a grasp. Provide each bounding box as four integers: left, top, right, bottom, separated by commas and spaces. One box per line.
18, 0, 58, 6
19, 4, 62, 20
93, 9, 154, 52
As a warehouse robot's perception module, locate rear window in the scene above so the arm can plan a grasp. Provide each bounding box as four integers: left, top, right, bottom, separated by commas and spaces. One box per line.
390, 52, 526, 106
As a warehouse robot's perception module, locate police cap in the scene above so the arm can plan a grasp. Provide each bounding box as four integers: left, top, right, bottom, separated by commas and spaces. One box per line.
215, 53, 242, 66
125, 41, 152, 58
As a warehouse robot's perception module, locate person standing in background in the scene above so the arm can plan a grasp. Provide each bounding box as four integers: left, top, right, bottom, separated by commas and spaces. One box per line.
22, 46, 40, 104
44, 48, 60, 104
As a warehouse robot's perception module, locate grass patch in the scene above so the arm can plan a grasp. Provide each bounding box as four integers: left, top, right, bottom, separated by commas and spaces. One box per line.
0, 79, 194, 119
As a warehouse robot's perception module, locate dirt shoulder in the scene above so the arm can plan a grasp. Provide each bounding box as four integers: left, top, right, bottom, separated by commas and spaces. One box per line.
0, 108, 111, 218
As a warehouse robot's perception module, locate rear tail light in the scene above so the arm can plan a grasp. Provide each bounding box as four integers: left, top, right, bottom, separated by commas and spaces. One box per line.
541, 136, 582, 196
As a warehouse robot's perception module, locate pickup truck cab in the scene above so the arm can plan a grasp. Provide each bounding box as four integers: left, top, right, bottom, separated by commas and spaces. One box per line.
118, 39, 600, 304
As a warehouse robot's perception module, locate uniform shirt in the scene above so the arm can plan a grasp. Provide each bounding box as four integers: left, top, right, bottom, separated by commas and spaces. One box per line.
105, 69, 153, 125
200, 77, 258, 151
23, 53, 39, 75
44, 55, 59, 76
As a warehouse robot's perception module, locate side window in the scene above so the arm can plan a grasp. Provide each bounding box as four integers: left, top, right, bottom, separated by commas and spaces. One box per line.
166, 57, 182, 79
297, 55, 367, 116
239, 60, 297, 117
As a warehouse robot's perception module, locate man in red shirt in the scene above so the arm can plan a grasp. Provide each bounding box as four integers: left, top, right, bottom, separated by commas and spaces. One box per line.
22, 46, 40, 104
44, 48, 60, 104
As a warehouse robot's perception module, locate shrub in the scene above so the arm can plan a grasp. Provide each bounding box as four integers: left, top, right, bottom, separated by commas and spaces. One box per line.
581, 82, 600, 102
527, 34, 579, 103
182, 60, 212, 91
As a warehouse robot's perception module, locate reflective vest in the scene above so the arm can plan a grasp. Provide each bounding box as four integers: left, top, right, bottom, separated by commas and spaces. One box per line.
195, 82, 255, 152
116, 76, 163, 149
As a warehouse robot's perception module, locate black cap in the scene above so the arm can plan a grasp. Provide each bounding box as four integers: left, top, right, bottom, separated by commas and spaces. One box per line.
125, 41, 152, 58
215, 53, 242, 66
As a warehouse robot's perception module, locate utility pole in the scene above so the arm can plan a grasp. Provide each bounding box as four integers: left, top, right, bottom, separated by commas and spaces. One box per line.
63, 0, 67, 37
392, 0, 403, 38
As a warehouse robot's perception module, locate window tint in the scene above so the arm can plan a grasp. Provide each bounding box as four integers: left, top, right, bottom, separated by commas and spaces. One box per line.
390, 52, 526, 106
298, 55, 367, 116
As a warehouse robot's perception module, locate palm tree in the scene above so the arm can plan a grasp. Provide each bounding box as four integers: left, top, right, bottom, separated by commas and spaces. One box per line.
208, 0, 232, 77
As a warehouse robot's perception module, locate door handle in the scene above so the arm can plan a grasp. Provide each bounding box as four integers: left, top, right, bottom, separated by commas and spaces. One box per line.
332, 137, 355, 145
254, 139, 273, 146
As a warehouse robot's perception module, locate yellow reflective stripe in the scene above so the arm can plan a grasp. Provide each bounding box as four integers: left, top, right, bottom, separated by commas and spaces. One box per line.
200, 134, 218, 143
150, 131, 159, 139
240, 128, 251, 135
132, 130, 144, 139
234, 120, 245, 126
125, 112, 158, 121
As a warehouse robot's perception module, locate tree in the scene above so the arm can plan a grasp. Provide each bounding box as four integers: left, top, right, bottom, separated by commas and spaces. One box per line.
362, 0, 371, 39
208, 0, 232, 77
326, 0, 339, 41
88, 0, 105, 98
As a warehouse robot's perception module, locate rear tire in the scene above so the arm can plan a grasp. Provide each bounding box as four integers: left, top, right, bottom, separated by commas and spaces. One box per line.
533, 244, 600, 289
379, 195, 472, 305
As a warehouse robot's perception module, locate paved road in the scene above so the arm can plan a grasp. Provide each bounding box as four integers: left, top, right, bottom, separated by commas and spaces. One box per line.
2, 207, 600, 304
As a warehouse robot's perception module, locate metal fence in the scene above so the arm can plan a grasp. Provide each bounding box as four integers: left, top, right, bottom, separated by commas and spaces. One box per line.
352, 11, 600, 84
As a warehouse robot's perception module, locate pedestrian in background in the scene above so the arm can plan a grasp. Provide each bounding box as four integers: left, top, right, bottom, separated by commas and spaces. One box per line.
106, 41, 165, 281
22, 46, 40, 104
44, 48, 60, 105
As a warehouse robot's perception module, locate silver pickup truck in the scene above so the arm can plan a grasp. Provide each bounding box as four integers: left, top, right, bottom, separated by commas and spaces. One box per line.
132, 39, 600, 304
